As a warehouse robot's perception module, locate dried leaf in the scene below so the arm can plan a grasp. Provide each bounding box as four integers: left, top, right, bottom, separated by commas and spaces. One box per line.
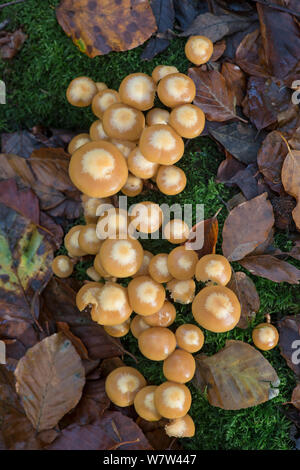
240, 255, 300, 285
235, 28, 269, 78
0, 29, 27, 60
221, 62, 246, 106
173, 0, 206, 31
278, 315, 300, 378
210, 39, 226, 61
141, 0, 174, 60
257, 131, 287, 193
185, 210, 219, 257
292, 385, 300, 411
281, 147, 300, 230
56, 322, 89, 361
227, 272, 260, 329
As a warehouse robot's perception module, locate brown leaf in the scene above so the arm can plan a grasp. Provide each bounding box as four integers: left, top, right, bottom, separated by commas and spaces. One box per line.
240, 255, 300, 284
216, 151, 246, 183
56, 0, 157, 58
210, 39, 226, 62
278, 315, 300, 378
56, 322, 89, 361
271, 194, 297, 231
0, 29, 27, 60
257, 131, 287, 193
222, 193, 274, 261
185, 209, 219, 258
15, 332, 85, 432
194, 340, 279, 410
221, 62, 246, 107
292, 385, 300, 411
227, 271, 260, 329
281, 147, 300, 230
235, 28, 269, 78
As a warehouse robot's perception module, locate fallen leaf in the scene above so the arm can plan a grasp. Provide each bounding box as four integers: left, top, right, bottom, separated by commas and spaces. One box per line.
173, 0, 206, 31
216, 151, 246, 183
257, 131, 287, 193
227, 271, 260, 329
235, 28, 269, 77
271, 195, 297, 231
210, 39, 226, 62
240, 255, 300, 284
56, 322, 89, 361
0, 29, 27, 60
278, 315, 300, 378
221, 62, 246, 106
292, 385, 300, 410
185, 209, 219, 257
281, 147, 300, 230
0, 320, 42, 361
56, 0, 157, 58
141, 0, 174, 60
221, 163, 263, 200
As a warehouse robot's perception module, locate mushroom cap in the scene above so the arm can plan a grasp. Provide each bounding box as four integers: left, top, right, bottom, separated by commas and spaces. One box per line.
128, 275, 166, 316
134, 385, 162, 421
66, 76, 97, 107
175, 323, 204, 353
138, 327, 176, 361
95, 82, 108, 92
110, 139, 137, 159
167, 246, 198, 280
94, 252, 113, 278
195, 254, 232, 286
157, 73, 196, 108
146, 108, 170, 126
105, 366, 146, 407
104, 319, 131, 338
149, 253, 173, 283
165, 414, 195, 438
90, 281, 132, 325
121, 173, 143, 197
86, 266, 102, 282
127, 147, 159, 179
99, 237, 144, 278
166, 279, 196, 304
130, 201, 163, 234
156, 165, 187, 195
76, 282, 103, 312
64, 225, 86, 257
139, 124, 184, 165
78, 223, 102, 255
152, 65, 179, 84
154, 381, 192, 419
81, 195, 112, 224
119, 72, 156, 111
163, 219, 190, 244
132, 250, 154, 278
68, 133, 91, 154
130, 315, 151, 338
52, 255, 74, 278
102, 103, 145, 141
192, 285, 241, 332
163, 349, 195, 384
252, 323, 279, 351
91, 89, 120, 119
169, 104, 205, 139
144, 301, 176, 327
185, 35, 213, 65
69, 141, 128, 198
96, 207, 129, 240
89, 120, 109, 141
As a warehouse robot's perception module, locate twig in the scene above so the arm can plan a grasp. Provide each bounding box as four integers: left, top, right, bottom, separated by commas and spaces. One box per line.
250, 0, 300, 18
0, 0, 26, 9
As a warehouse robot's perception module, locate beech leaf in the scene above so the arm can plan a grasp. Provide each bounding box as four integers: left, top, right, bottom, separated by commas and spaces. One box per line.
278, 315, 300, 378
227, 272, 260, 329
281, 147, 300, 231
240, 255, 300, 285
185, 210, 219, 258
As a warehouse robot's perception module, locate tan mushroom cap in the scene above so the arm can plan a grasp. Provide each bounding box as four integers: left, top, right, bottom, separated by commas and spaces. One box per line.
127, 147, 159, 179
167, 279, 196, 304
91, 88, 120, 119
185, 35, 213, 65
95, 82, 108, 92
128, 276, 166, 316
76, 282, 103, 312
52, 255, 74, 278
195, 254, 232, 286
144, 301, 176, 327
154, 381, 192, 419
130, 201, 163, 234
157, 73, 196, 108
163, 219, 190, 244
102, 103, 145, 141
105, 366, 146, 407
81, 195, 112, 224
121, 173, 143, 197
94, 252, 113, 278
146, 108, 170, 126
119, 72, 156, 111
68, 133, 91, 154
152, 65, 179, 84
167, 246, 198, 280
165, 414, 195, 438
156, 165, 187, 195
104, 318, 131, 338
90, 281, 132, 325
163, 349, 196, 384
139, 124, 184, 165
66, 76, 97, 107
64, 225, 86, 257
175, 324, 204, 353
99, 237, 144, 278
132, 250, 154, 278
148, 253, 173, 283
138, 327, 176, 361
192, 285, 241, 332
169, 104, 205, 139
134, 385, 162, 421
96, 207, 129, 240
69, 141, 128, 198
252, 323, 279, 351
130, 315, 151, 338
89, 120, 109, 141
78, 224, 102, 255
110, 139, 136, 159
86, 266, 101, 282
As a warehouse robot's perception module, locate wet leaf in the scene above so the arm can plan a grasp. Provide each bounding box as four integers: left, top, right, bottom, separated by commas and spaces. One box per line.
141, 0, 174, 60
240, 255, 300, 285
221, 62, 246, 106
278, 315, 300, 377
56, 322, 89, 360
227, 271, 260, 329
185, 210, 219, 258
292, 385, 300, 410
281, 147, 300, 230
235, 28, 269, 78
271, 195, 296, 231
56, 0, 157, 58
15, 332, 85, 432
210, 39, 226, 62
0, 29, 27, 60
173, 0, 207, 31
257, 131, 287, 193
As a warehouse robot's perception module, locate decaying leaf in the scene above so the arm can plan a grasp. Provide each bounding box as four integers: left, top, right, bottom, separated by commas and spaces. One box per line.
194, 340, 279, 410
141, 0, 174, 60
281, 147, 300, 231
221, 62, 246, 106
292, 385, 300, 411
257, 131, 287, 194
15, 332, 85, 432
240, 255, 300, 285
235, 28, 269, 78
278, 315, 300, 378
0, 29, 27, 60
227, 271, 260, 329
185, 210, 219, 258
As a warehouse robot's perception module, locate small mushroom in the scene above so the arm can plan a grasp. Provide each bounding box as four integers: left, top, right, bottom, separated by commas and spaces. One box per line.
195, 254, 232, 286
78, 223, 102, 255
52, 255, 74, 278
119, 72, 155, 111
81, 195, 112, 224
139, 124, 184, 165
252, 323, 279, 351
175, 324, 204, 353
66, 76, 98, 107
165, 414, 195, 438
152, 65, 179, 84
89, 120, 109, 141
68, 133, 91, 154
91, 89, 120, 119
148, 253, 173, 283
167, 279, 196, 304
96, 207, 129, 240
134, 385, 162, 421
76, 281, 103, 313
154, 381, 192, 419
157, 73, 196, 108
104, 319, 131, 338
169, 104, 205, 139
185, 35, 213, 65
86, 266, 102, 282
110, 139, 136, 159
146, 108, 170, 126
94, 252, 113, 279
64, 225, 86, 257
156, 165, 187, 195
95, 82, 108, 92
102, 103, 145, 141
127, 147, 159, 179
105, 366, 146, 407
130, 201, 163, 234
163, 349, 196, 384
130, 315, 151, 338
144, 301, 176, 327
99, 237, 144, 278
132, 250, 154, 278
90, 281, 132, 325
121, 173, 143, 197
167, 246, 198, 280
192, 285, 241, 332
138, 327, 176, 361
163, 219, 190, 244
128, 275, 166, 316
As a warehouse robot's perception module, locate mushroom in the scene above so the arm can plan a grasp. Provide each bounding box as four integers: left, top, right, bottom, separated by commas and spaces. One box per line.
110, 139, 136, 159
195, 254, 232, 286
157, 73, 196, 108
102, 103, 145, 141
91, 281, 132, 325
139, 124, 184, 165
68, 141, 128, 198
167, 246, 198, 280
152, 65, 179, 84
66, 76, 98, 107
96, 207, 129, 240
99, 237, 144, 278
86, 266, 102, 282
156, 165, 187, 195
94, 252, 113, 279
91, 89, 120, 119
128, 275, 166, 316
130, 315, 151, 338
134, 385, 162, 421
105, 366, 146, 407
127, 147, 159, 179
165, 414, 195, 438
167, 279, 196, 304
144, 301, 176, 327
89, 120, 109, 141
138, 327, 176, 360
192, 285, 241, 332
146, 108, 170, 126
169, 104, 205, 139
132, 250, 154, 278
130, 201, 163, 234
252, 323, 279, 351
52, 255, 74, 278
121, 173, 143, 197
104, 319, 131, 338
64, 225, 86, 257
163, 219, 190, 244
81, 195, 112, 224
78, 223, 102, 255
185, 35, 213, 65
76, 281, 103, 313
154, 381, 192, 419
163, 349, 195, 384
68, 133, 91, 154
95, 82, 108, 92
175, 324, 204, 353
119, 72, 155, 111
148, 253, 173, 283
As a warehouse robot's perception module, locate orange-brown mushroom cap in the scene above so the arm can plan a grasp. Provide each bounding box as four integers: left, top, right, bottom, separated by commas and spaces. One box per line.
146, 108, 170, 126
99, 237, 144, 278
105, 366, 146, 407
156, 165, 187, 195
152, 65, 179, 84
102, 103, 145, 141
121, 173, 143, 197
169, 104, 205, 139
78, 223, 102, 255
252, 323, 279, 351
128, 147, 159, 179
144, 301, 176, 327
68, 133, 91, 154
128, 276, 166, 316
64, 225, 86, 257
154, 381, 192, 419
175, 323, 204, 353
195, 254, 232, 286
81, 195, 112, 224
96, 207, 129, 240
104, 319, 131, 338
130, 315, 151, 338
167, 279, 196, 304
119, 72, 156, 111
139, 124, 184, 165
148, 253, 173, 283
165, 414, 195, 438
163, 219, 190, 244
52, 255, 74, 278
89, 120, 109, 141
138, 327, 176, 361
132, 250, 154, 278
66, 76, 97, 107
134, 385, 162, 421
130, 201, 163, 234
157, 73, 196, 108
167, 246, 198, 280
163, 349, 196, 384
185, 35, 213, 65
90, 281, 132, 326
91, 88, 120, 119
